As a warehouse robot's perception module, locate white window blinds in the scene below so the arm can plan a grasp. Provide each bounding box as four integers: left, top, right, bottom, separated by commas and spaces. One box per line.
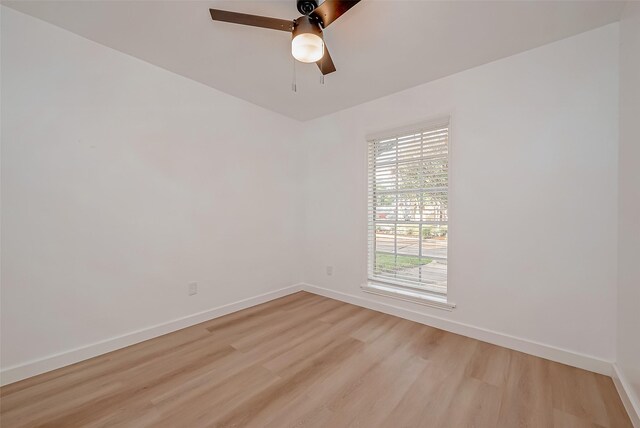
367, 119, 449, 295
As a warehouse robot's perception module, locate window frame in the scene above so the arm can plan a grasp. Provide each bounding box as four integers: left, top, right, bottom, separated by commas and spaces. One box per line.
365, 117, 454, 308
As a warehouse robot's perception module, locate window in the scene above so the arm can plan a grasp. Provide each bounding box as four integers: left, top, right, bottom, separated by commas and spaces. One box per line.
367, 119, 449, 299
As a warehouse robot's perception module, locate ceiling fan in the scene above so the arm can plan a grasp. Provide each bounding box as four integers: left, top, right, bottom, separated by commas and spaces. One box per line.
209, 0, 361, 75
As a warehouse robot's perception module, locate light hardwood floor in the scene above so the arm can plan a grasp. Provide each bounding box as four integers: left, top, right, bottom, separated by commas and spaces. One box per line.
0, 291, 632, 427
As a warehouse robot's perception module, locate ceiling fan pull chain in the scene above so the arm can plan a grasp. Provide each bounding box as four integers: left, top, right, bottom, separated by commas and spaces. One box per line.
292, 57, 297, 93
320, 46, 325, 85
320, 51, 327, 85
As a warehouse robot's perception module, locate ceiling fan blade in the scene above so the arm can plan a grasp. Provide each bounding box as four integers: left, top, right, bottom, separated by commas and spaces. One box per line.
316, 44, 336, 75
209, 9, 294, 32
310, 0, 361, 28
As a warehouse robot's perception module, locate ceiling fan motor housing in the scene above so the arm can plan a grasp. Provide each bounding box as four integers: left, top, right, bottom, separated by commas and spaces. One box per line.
293, 15, 323, 39
297, 0, 318, 15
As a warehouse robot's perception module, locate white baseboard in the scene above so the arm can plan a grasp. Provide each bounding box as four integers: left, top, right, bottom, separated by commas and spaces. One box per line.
0, 284, 303, 386
612, 363, 640, 427
301, 283, 613, 376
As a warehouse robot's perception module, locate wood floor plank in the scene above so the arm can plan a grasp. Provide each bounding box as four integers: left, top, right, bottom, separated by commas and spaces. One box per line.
260, 393, 334, 428
325, 353, 428, 427
553, 409, 606, 428
382, 362, 466, 427
496, 351, 555, 427
152, 364, 282, 428
464, 341, 512, 388
443, 376, 502, 428
230, 298, 344, 351
211, 337, 366, 427
0, 292, 632, 428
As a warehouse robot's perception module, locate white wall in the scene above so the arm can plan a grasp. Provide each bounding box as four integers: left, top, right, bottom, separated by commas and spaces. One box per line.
302, 24, 620, 363
0, 7, 304, 377
617, 0, 640, 418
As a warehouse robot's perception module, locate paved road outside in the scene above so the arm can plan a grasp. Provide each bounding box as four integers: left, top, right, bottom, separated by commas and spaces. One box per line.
375, 233, 447, 259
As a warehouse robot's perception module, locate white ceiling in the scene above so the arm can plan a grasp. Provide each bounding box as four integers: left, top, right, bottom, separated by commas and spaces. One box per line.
3, 0, 625, 121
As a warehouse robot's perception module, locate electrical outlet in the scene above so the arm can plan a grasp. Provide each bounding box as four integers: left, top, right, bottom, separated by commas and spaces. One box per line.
326, 266, 333, 276
188, 282, 198, 296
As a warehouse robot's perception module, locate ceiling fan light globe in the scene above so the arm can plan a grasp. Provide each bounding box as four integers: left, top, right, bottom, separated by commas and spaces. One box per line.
291, 33, 324, 63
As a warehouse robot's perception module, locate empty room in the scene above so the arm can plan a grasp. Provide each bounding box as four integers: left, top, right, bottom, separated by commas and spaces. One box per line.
1, 0, 639, 426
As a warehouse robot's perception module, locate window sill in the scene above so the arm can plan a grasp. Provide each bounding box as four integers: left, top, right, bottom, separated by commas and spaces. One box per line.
361, 282, 456, 311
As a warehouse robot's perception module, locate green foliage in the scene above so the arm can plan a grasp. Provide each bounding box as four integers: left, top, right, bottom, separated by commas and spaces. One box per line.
422, 226, 448, 238
405, 226, 419, 236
